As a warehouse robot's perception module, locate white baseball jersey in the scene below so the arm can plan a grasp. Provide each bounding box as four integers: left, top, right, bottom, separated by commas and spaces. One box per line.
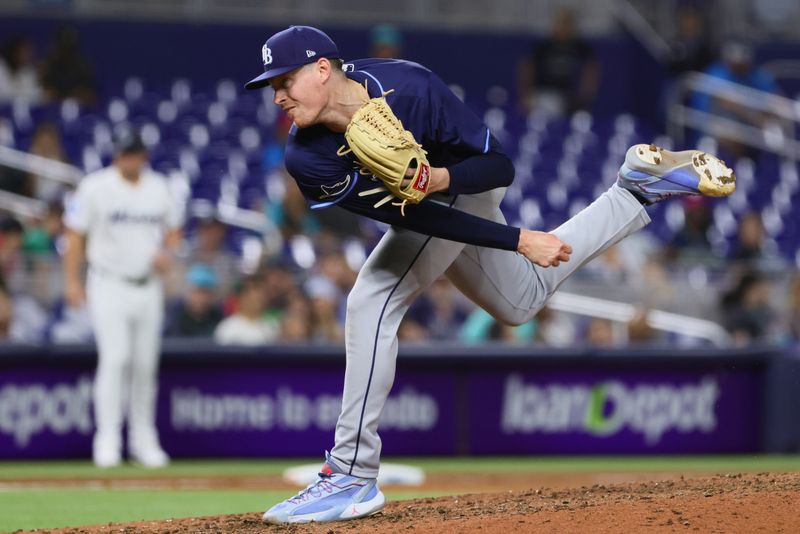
64, 166, 182, 279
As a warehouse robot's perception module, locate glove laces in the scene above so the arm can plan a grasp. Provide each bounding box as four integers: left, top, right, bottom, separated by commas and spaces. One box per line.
337, 86, 414, 215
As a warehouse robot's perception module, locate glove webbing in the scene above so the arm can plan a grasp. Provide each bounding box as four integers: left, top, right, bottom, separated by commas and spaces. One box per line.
337, 89, 421, 216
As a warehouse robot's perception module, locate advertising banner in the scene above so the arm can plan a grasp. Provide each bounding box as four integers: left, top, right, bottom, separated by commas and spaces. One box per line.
0, 365, 457, 459
469, 369, 760, 454
159, 367, 457, 457
0, 370, 95, 458
0, 351, 763, 458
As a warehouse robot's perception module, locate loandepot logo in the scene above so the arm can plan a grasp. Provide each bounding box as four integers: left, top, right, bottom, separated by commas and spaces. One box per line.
0, 377, 94, 447
501, 375, 719, 444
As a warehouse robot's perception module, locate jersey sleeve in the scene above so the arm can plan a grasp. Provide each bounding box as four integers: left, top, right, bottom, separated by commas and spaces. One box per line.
425, 71, 494, 156
63, 178, 93, 234
422, 71, 514, 194
339, 191, 520, 251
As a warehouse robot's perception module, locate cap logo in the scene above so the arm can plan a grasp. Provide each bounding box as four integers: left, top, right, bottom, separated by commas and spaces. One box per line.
306, 50, 317, 58
262, 45, 273, 65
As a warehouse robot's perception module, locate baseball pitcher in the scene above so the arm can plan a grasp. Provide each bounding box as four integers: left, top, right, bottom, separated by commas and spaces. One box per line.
244, 26, 735, 523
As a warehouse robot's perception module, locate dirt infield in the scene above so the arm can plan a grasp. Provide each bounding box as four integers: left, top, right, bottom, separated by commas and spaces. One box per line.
0, 471, 693, 493
19, 471, 800, 533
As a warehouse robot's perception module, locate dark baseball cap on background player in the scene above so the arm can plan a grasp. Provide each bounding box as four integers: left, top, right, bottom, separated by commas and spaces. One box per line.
113, 128, 147, 155
244, 25, 339, 90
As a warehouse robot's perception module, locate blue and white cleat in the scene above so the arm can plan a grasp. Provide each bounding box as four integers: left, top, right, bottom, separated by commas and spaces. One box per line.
262, 452, 385, 524
617, 143, 736, 204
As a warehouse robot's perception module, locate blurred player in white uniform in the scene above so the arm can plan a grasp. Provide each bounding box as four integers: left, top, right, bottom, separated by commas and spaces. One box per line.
64, 130, 183, 468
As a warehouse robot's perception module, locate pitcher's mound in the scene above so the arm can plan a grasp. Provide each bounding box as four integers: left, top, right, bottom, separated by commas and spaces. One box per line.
40, 472, 800, 533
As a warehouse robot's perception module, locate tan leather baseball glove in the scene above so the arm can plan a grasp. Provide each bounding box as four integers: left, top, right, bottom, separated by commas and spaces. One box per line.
338, 92, 431, 215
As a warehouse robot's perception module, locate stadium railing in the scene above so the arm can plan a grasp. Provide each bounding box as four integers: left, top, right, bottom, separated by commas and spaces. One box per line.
548, 292, 731, 346
668, 71, 800, 160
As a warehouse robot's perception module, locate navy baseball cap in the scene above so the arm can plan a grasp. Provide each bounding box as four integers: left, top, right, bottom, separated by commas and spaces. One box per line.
244, 26, 339, 90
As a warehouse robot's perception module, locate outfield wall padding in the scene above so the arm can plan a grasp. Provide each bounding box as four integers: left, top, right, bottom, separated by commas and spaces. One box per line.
0, 343, 795, 458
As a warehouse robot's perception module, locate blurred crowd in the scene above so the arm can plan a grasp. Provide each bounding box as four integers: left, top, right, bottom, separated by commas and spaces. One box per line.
0, 197, 796, 349
0, 16, 799, 349
0, 28, 95, 106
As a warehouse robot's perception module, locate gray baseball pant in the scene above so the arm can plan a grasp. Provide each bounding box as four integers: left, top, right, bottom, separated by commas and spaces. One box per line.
330, 184, 651, 477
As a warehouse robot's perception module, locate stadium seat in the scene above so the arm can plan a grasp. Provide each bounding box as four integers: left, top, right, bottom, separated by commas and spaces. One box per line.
2, 75, 795, 261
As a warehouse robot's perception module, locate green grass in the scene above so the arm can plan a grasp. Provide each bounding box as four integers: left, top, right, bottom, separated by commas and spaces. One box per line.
2, 456, 799, 532
2, 489, 273, 532
3, 455, 800, 479
1, 489, 449, 532
0, 459, 303, 479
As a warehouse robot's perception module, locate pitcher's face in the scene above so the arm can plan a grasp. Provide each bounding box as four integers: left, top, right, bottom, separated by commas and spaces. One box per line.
270, 63, 329, 128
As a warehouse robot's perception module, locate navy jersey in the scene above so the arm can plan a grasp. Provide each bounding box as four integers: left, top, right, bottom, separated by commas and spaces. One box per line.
284, 59, 520, 250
